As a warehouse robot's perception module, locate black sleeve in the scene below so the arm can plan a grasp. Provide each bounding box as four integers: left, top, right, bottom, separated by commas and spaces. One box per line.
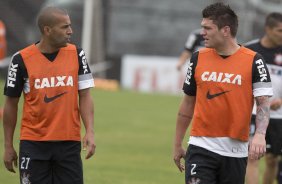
4, 53, 27, 97
252, 53, 271, 84
182, 51, 199, 96
76, 47, 93, 75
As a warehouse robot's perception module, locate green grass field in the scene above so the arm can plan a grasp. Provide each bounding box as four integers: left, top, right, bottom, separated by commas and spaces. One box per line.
0, 79, 267, 183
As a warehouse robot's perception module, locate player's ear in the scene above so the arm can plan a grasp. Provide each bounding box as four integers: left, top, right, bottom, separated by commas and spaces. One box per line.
221, 26, 230, 37
43, 26, 52, 35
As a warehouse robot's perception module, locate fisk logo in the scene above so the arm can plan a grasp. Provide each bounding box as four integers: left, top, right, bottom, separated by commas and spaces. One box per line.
7, 63, 18, 87
34, 76, 73, 89
256, 59, 268, 82
185, 62, 193, 85
201, 71, 242, 85
79, 50, 89, 74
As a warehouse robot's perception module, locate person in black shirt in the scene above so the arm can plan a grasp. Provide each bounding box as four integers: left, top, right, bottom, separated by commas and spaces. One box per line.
3, 6, 96, 184
245, 12, 282, 184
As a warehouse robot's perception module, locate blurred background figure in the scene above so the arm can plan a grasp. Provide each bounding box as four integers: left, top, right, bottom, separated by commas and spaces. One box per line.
245, 12, 282, 184
176, 28, 204, 71
0, 19, 7, 121
0, 19, 7, 62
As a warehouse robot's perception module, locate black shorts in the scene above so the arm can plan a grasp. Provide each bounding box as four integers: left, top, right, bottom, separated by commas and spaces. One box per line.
250, 115, 282, 155
185, 144, 247, 184
19, 140, 83, 184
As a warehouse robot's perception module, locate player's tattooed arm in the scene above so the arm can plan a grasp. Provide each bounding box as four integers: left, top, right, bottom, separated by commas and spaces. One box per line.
255, 96, 270, 135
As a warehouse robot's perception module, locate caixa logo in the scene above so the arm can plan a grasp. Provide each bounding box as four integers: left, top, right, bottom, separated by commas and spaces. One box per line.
7, 63, 18, 87
34, 76, 74, 89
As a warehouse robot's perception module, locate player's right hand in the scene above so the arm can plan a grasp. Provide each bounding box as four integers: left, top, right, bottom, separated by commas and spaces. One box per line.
82, 132, 96, 159
173, 146, 186, 172
3, 146, 18, 173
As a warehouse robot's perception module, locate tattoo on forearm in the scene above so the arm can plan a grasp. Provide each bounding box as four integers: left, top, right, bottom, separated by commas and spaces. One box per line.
178, 113, 193, 119
255, 96, 270, 134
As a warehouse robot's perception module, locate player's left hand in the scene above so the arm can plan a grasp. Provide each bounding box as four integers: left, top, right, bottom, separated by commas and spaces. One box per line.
82, 131, 96, 159
248, 133, 266, 160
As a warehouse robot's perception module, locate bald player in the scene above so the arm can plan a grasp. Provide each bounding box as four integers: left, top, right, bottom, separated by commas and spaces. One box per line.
3, 6, 96, 184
